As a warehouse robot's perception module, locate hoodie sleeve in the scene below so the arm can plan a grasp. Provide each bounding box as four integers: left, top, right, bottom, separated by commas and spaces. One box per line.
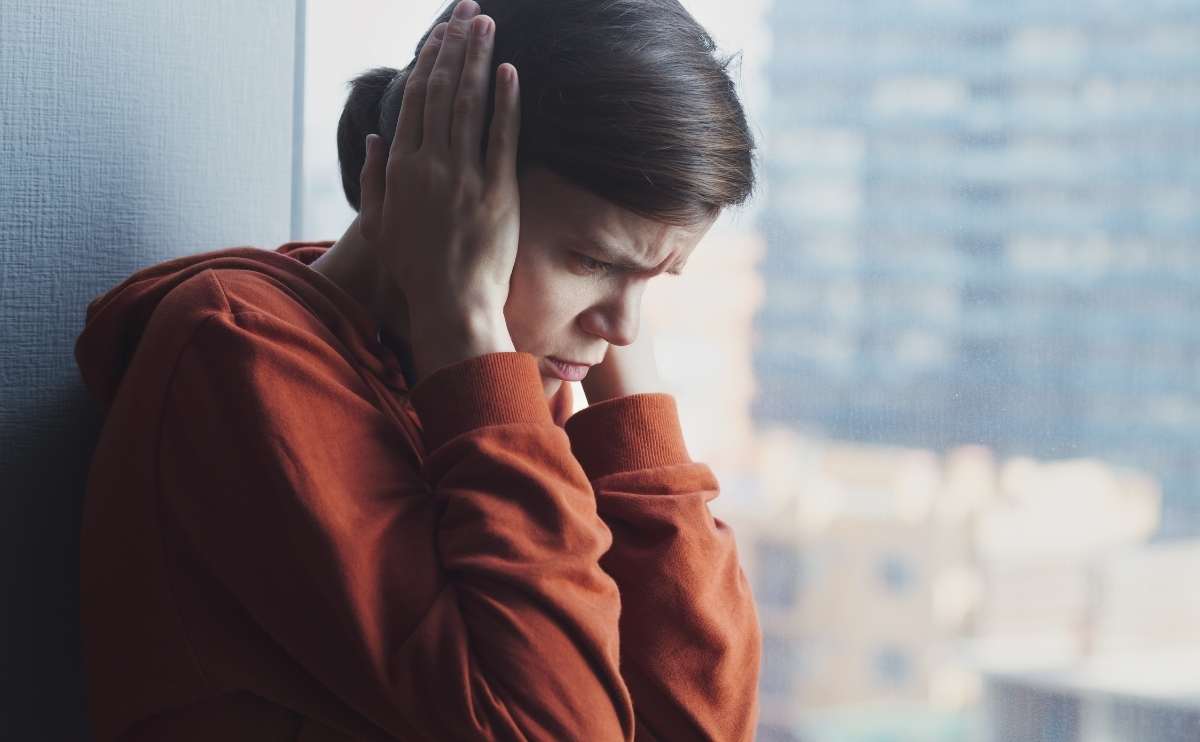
156, 310, 636, 741
563, 393, 763, 742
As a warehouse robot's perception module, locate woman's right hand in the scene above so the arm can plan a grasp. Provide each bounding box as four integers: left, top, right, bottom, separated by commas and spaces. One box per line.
358, 0, 522, 382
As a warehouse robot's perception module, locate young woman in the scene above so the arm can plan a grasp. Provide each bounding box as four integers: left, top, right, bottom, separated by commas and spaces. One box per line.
74, 0, 762, 739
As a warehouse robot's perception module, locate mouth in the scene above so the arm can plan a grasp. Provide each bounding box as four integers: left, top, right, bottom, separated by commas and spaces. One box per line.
544, 356, 592, 382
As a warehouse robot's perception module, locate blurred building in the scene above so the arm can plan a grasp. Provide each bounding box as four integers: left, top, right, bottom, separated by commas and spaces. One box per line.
720, 427, 1193, 740
729, 434, 990, 736
977, 542, 1200, 741
751, 1, 1200, 537
970, 457, 1161, 652
982, 648, 1200, 742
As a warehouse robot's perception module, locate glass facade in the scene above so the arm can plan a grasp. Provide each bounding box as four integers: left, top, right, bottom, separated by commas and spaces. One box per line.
752, 0, 1200, 538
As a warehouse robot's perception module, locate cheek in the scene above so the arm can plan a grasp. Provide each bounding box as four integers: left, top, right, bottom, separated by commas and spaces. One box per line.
503, 253, 578, 345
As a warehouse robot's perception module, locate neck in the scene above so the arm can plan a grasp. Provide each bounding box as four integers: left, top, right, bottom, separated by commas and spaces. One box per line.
308, 215, 411, 344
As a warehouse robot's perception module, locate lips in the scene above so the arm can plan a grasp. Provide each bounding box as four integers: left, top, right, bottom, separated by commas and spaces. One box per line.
545, 356, 592, 382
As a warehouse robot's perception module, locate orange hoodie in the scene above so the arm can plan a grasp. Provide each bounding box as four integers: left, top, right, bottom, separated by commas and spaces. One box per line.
73, 240, 761, 741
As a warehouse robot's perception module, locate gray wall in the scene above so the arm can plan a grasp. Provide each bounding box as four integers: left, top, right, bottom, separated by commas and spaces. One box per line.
0, 0, 304, 737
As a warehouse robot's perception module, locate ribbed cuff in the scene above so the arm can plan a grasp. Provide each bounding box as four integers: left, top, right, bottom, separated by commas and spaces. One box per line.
408, 352, 554, 452
563, 393, 692, 480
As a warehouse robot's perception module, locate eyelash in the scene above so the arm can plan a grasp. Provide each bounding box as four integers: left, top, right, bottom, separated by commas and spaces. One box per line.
577, 254, 615, 274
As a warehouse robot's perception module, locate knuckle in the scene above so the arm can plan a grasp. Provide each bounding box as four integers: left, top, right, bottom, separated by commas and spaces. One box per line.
469, 35, 491, 58
403, 164, 439, 194
428, 159, 454, 185
451, 178, 480, 205
453, 94, 476, 117
426, 71, 453, 92
385, 152, 414, 176
403, 86, 427, 106
459, 68, 484, 91
445, 20, 470, 40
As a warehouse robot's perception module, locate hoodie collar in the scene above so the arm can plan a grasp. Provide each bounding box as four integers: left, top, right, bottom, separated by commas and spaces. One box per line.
74, 240, 409, 407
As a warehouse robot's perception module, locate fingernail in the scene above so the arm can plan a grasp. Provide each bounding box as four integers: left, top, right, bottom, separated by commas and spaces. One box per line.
454, 1, 479, 20
474, 16, 492, 37
432, 23, 446, 40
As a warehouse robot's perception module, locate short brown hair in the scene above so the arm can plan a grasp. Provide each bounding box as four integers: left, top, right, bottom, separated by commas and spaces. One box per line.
337, 0, 758, 226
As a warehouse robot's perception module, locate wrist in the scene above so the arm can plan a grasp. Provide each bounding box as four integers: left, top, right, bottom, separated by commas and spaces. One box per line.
409, 312, 515, 383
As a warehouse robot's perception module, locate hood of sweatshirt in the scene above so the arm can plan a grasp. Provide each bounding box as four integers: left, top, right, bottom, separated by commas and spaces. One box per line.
73, 239, 574, 421
73, 241, 414, 408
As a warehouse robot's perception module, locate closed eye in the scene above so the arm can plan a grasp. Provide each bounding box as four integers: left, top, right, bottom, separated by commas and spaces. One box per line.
576, 253, 615, 274
574, 251, 683, 278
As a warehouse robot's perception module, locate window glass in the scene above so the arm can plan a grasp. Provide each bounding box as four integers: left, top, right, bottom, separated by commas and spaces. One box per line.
304, 3, 1200, 740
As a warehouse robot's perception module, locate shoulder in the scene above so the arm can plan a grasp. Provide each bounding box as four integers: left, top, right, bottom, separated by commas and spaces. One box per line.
161, 267, 322, 327
150, 266, 336, 349
153, 269, 361, 389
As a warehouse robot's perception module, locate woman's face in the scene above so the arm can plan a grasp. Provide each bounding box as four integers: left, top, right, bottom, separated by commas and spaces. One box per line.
504, 166, 716, 399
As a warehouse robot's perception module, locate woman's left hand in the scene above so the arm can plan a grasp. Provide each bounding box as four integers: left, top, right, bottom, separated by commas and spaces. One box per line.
580, 324, 666, 404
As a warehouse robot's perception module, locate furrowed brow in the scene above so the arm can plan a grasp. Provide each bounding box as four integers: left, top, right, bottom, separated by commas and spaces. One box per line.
575, 238, 686, 276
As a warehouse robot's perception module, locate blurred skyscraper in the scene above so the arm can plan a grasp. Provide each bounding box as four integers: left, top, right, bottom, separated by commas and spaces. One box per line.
752, 1, 1200, 538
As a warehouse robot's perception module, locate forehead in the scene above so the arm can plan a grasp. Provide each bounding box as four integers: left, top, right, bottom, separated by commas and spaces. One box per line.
520, 167, 715, 267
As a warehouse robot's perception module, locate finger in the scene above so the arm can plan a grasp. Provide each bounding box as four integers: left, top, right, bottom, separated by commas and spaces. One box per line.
451, 13, 494, 167
424, 0, 480, 152
392, 22, 446, 155
484, 64, 520, 188
359, 134, 382, 238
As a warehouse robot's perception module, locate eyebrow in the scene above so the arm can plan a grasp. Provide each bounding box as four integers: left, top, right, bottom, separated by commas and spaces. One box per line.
572, 238, 686, 276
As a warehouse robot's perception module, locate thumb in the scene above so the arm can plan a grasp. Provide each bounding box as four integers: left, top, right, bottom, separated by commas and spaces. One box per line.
358, 134, 382, 240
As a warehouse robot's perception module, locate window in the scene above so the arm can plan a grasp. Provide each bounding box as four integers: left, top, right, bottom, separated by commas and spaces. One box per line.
303, 3, 1200, 741
873, 646, 913, 687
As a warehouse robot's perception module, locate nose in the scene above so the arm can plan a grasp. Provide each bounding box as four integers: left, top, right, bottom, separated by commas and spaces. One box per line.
580, 284, 643, 347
